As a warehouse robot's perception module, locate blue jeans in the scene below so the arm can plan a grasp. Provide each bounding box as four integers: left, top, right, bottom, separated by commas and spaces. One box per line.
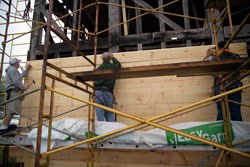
214, 81, 243, 121
95, 90, 115, 122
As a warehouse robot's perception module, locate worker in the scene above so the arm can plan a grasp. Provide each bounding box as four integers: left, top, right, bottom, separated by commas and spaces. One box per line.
0, 58, 32, 133
204, 41, 243, 121
94, 52, 121, 122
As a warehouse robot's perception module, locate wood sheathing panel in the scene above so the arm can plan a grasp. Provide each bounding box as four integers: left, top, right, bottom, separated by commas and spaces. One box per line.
9, 147, 250, 167
13, 43, 250, 166
21, 43, 250, 127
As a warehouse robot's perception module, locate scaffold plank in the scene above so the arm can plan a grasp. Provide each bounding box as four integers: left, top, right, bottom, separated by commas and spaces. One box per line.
69, 58, 250, 81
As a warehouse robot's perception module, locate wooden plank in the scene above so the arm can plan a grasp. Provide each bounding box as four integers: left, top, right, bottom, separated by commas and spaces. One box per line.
9, 147, 250, 167
31, 42, 247, 71
21, 43, 250, 127
69, 58, 250, 81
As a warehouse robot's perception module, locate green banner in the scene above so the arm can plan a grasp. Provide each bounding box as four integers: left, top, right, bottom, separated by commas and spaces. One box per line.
166, 121, 235, 145
85, 131, 99, 138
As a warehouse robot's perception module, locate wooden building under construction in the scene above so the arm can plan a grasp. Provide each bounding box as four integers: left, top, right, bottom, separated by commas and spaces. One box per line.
0, 0, 250, 167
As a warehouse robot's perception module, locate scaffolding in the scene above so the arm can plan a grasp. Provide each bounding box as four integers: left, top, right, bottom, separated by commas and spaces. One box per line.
0, 0, 250, 167
0, 0, 12, 81
0, 0, 32, 80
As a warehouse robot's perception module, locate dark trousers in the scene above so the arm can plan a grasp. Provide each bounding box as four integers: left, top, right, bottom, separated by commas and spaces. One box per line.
214, 81, 243, 121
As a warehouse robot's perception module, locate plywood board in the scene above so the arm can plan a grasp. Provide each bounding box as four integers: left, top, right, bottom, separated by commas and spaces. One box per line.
20, 43, 250, 128
9, 147, 250, 167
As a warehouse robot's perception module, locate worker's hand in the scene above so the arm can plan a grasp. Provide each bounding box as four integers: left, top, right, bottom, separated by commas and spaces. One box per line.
26, 64, 32, 71
203, 48, 215, 61
207, 48, 215, 57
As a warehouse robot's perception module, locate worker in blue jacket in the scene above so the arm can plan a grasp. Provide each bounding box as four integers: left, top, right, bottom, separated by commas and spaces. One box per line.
94, 52, 121, 122
213, 41, 243, 121
0, 58, 31, 133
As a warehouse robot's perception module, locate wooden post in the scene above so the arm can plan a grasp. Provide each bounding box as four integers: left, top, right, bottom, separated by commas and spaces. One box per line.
191, 0, 200, 28
182, 0, 192, 46
77, 0, 82, 54
35, 0, 54, 166
93, 0, 99, 69
158, 0, 166, 48
72, 0, 79, 56
214, 9, 224, 42
204, 0, 213, 43
135, 4, 142, 50
29, 0, 45, 60
108, 0, 121, 52
204, 0, 224, 44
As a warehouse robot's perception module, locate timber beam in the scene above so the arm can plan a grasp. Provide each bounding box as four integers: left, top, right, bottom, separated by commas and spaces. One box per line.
35, 28, 210, 56
68, 58, 250, 81
224, 24, 250, 39
133, 0, 183, 30
206, 0, 250, 9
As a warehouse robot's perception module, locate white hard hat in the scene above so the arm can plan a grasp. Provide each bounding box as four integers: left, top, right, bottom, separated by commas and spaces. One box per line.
9, 58, 21, 65
102, 52, 113, 60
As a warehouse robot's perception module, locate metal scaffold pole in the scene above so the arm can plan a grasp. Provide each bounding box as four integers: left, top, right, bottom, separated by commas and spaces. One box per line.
209, 0, 250, 165
0, 0, 12, 80
35, 0, 54, 166
42, 84, 250, 159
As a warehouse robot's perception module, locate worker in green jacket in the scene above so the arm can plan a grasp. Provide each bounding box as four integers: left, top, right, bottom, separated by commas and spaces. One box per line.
94, 52, 121, 122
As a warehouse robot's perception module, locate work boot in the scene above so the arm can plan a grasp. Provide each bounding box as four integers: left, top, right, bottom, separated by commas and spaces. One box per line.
0, 125, 8, 135
0, 125, 17, 136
